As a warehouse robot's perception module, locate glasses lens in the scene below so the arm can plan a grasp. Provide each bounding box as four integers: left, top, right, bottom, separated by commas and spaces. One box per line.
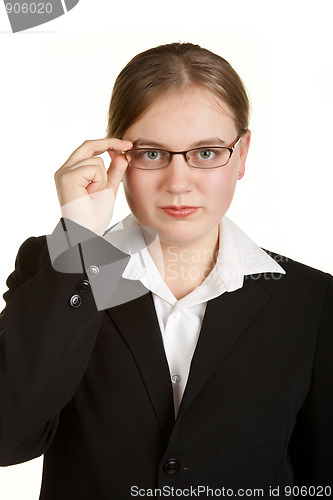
126, 149, 169, 169
188, 148, 231, 168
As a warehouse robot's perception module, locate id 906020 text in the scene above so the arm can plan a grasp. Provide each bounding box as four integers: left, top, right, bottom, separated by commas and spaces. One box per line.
5, 2, 53, 14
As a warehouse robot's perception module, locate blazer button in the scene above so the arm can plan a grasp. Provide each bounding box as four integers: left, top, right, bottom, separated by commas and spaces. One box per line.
164, 458, 180, 475
77, 280, 91, 294
87, 265, 99, 278
69, 294, 82, 308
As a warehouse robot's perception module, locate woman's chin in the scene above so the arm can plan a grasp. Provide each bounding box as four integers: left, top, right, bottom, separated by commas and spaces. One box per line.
155, 225, 205, 248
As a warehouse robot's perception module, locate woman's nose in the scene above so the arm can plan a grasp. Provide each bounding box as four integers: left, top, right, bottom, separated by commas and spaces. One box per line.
163, 154, 193, 193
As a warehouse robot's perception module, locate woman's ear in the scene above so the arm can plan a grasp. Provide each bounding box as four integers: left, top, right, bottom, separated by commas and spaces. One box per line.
240, 129, 251, 161
237, 130, 251, 180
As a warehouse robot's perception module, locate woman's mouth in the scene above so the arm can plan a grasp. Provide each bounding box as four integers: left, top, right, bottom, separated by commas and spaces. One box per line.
161, 206, 199, 218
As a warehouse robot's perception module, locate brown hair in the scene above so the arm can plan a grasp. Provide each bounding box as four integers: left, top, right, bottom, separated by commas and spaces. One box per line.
106, 42, 250, 139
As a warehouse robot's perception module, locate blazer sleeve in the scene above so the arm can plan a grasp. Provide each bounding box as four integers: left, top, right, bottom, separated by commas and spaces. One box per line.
0, 219, 129, 466
288, 273, 333, 489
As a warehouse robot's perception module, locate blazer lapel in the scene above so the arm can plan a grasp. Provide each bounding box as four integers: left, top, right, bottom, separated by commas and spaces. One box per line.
178, 277, 270, 419
106, 292, 175, 441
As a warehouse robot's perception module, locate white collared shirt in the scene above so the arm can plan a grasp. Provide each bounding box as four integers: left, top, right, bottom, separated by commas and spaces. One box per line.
104, 215, 286, 416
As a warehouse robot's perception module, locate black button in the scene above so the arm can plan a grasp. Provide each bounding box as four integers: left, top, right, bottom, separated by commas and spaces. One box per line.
69, 294, 82, 308
164, 458, 180, 475
77, 280, 91, 294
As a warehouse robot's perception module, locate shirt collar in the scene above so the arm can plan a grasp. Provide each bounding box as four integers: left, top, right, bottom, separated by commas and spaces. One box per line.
215, 216, 285, 292
103, 213, 286, 300
103, 214, 167, 292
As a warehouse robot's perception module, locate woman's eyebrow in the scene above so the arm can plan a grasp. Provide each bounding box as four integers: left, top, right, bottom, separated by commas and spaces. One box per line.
190, 137, 226, 148
132, 137, 226, 149
132, 138, 164, 148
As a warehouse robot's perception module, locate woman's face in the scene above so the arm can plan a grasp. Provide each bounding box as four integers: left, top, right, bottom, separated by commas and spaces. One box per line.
122, 87, 250, 249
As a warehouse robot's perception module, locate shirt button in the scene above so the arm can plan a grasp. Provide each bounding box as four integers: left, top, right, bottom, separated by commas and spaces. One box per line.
171, 373, 181, 384
87, 265, 99, 278
77, 280, 91, 294
172, 312, 180, 319
69, 294, 82, 308
164, 458, 180, 475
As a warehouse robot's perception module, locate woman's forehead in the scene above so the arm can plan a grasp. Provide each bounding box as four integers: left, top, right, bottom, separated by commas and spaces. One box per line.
145, 86, 235, 119
124, 87, 237, 144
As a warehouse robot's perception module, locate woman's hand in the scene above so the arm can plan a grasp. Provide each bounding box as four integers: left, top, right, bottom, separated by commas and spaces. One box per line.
54, 138, 132, 235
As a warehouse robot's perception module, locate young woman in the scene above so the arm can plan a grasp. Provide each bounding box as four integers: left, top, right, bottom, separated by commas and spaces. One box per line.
0, 43, 332, 499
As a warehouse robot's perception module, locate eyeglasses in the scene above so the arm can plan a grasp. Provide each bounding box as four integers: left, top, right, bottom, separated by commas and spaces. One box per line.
122, 136, 241, 170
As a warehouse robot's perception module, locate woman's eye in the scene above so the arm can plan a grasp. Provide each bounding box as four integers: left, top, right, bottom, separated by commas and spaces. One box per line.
144, 150, 160, 160
198, 149, 215, 160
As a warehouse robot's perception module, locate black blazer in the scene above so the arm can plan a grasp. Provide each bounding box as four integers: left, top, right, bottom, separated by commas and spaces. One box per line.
0, 221, 332, 500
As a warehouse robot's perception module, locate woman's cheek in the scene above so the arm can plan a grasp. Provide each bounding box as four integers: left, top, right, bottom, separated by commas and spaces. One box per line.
122, 172, 136, 210
210, 174, 237, 216
123, 171, 151, 220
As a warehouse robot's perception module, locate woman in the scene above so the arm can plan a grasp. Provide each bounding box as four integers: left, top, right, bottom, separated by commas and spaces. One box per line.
0, 42, 332, 499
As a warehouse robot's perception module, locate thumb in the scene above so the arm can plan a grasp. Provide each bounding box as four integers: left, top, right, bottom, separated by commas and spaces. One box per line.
107, 153, 129, 192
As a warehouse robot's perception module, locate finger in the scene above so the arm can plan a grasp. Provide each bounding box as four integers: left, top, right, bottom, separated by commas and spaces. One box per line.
106, 152, 129, 193
56, 165, 108, 204
75, 164, 107, 189
107, 142, 132, 159
54, 157, 106, 186
63, 138, 133, 168
62, 156, 105, 173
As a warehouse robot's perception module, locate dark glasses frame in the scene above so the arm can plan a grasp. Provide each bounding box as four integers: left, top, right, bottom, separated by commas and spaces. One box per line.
121, 136, 241, 170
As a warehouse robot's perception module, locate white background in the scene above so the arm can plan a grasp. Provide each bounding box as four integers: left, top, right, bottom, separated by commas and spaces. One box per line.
0, 0, 332, 498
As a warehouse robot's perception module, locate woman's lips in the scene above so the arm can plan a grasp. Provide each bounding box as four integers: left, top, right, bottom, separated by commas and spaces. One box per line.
161, 206, 199, 218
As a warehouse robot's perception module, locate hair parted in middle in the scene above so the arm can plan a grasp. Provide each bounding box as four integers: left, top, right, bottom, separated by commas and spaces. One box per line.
106, 42, 250, 140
